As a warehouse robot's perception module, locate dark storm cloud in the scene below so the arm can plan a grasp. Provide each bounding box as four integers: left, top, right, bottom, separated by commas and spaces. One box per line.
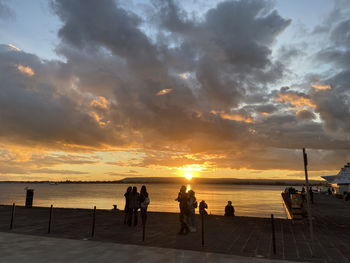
312, 8, 350, 139
0, 44, 128, 149
1, 0, 349, 172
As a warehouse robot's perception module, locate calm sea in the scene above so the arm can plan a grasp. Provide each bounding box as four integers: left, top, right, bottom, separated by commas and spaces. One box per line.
0, 183, 288, 218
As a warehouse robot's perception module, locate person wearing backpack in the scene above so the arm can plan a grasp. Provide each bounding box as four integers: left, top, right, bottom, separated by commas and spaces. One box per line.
187, 190, 197, 232
139, 185, 150, 225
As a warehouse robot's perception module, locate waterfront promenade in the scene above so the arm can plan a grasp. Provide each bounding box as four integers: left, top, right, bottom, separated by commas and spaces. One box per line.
0, 193, 349, 262
1, 232, 297, 263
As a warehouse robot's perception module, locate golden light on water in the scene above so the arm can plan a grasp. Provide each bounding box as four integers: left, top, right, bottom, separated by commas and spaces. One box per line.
186, 184, 191, 192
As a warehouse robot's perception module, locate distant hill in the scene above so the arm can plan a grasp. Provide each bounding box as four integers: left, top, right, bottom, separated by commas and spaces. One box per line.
0, 177, 325, 186
118, 177, 325, 186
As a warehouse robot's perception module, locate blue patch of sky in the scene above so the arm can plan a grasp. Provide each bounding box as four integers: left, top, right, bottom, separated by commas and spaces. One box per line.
0, 0, 61, 60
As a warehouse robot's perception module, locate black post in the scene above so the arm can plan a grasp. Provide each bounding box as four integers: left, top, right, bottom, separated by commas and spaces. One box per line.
303, 148, 314, 256
201, 213, 204, 247
142, 223, 146, 242
271, 214, 276, 255
10, 203, 15, 230
91, 206, 96, 237
48, 205, 53, 234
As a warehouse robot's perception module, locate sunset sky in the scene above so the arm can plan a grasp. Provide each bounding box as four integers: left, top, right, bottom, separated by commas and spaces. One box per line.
0, 0, 350, 181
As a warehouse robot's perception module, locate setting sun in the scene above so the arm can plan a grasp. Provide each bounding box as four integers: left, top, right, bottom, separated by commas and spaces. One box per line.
178, 165, 203, 180
184, 172, 193, 180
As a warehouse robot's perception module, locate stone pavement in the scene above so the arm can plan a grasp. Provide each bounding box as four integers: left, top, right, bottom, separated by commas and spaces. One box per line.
0, 232, 300, 263
1, 193, 350, 262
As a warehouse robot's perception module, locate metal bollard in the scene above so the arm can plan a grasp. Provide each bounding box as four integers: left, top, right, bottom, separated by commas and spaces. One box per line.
142, 223, 146, 242
271, 214, 276, 255
91, 206, 96, 237
48, 205, 53, 233
201, 213, 204, 247
10, 203, 15, 230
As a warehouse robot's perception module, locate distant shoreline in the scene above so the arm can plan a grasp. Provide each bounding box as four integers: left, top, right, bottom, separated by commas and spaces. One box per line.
0, 177, 326, 186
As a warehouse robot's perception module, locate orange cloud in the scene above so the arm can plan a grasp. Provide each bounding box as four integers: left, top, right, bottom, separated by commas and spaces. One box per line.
90, 112, 109, 127
90, 96, 108, 109
211, 110, 253, 123
275, 93, 315, 109
311, 84, 331, 90
17, 64, 35, 76
156, 88, 173, 96
8, 44, 20, 51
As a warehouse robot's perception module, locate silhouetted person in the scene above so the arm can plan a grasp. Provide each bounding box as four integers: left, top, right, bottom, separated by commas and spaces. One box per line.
301, 187, 306, 202
328, 187, 332, 195
309, 187, 314, 204
128, 186, 139, 226
175, 185, 189, 234
123, 186, 132, 224
187, 190, 197, 232
139, 185, 150, 225
199, 200, 208, 215
225, 201, 235, 216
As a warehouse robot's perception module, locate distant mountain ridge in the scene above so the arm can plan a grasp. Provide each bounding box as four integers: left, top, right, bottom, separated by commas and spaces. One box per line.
0, 177, 326, 186
119, 177, 324, 185
0, 177, 324, 186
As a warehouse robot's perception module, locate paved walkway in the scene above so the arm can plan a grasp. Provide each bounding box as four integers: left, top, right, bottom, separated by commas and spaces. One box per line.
1, 193, 350, 262
0, 232, 299, 263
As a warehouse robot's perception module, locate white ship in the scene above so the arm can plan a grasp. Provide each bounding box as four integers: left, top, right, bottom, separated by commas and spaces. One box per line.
322, 162, 350, 195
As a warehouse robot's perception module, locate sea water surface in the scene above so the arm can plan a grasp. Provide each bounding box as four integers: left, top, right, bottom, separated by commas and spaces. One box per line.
0, 183, 287, 218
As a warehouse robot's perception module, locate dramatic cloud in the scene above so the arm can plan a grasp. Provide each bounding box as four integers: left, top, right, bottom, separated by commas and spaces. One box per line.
1, 0, 349, 178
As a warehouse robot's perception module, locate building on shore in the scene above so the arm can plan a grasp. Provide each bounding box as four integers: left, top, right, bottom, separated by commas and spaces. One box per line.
322, 162, 350, 195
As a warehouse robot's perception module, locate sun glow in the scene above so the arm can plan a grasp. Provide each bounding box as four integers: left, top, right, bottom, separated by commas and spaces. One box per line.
184, 171, 193, 180
178, 165, 203, 180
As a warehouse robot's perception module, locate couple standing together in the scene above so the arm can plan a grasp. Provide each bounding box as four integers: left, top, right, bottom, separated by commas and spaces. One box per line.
124, 185, 150, 226
176, 185, 197, 235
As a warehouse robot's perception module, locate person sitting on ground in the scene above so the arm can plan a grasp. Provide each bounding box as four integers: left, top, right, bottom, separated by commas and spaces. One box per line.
224, 201, 235, 216
199, 200, 208, 215
175, 185, 190, 235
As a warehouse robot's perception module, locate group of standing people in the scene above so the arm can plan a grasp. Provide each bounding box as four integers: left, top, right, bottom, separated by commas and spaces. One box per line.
176, 186, 209, 234
301, 186, 314, 204
124, 185, 150, 226
176, 186, 198, 234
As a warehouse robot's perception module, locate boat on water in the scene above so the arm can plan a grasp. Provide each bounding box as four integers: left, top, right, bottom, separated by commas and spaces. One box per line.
322, 162, 350, 195
49, 182, 58, 185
